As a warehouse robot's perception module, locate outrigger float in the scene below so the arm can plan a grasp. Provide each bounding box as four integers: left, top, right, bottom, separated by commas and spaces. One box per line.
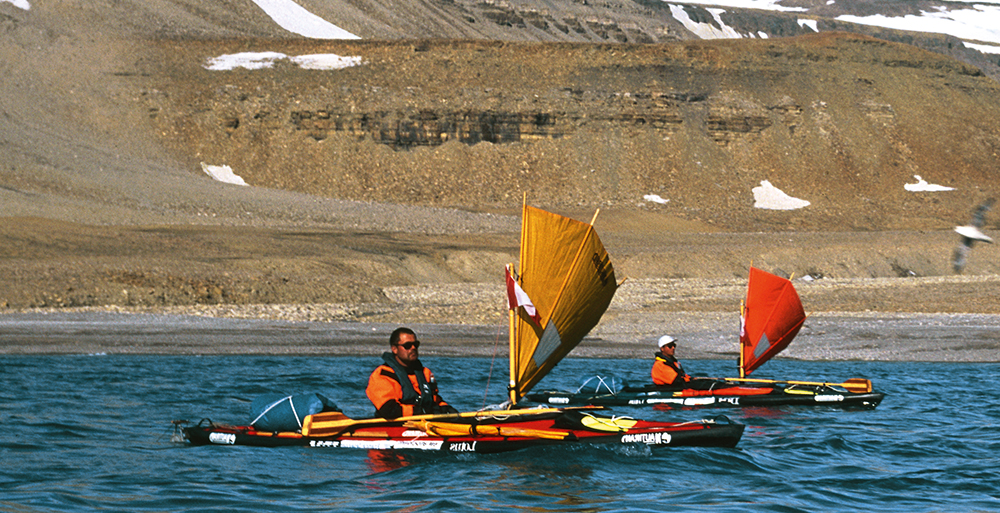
524, 267, 885, 410
177, 203, 745, 453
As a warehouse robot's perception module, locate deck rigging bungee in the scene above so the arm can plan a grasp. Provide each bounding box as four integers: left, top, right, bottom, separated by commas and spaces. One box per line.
176, 201, 746, 452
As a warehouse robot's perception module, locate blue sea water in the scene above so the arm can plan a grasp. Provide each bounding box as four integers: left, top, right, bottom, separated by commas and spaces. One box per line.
2, 354, 999, 512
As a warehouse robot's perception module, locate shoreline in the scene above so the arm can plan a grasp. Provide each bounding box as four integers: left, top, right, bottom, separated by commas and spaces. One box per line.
5, 234, 1000, 362
3, 307, 999, 362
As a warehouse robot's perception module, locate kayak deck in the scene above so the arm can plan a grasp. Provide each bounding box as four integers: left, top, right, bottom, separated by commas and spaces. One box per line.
526, 381, 885, 409
179, 408, 745, 453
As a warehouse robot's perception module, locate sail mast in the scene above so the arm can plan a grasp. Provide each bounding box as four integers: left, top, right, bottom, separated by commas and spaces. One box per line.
739, 299, 746, 378
509, 198, 529, 405
508, 299, 518, 404
738, 262, 752, 378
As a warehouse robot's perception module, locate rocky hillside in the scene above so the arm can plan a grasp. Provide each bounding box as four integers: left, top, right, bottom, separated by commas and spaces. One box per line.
4, 1, 1000, 313
143, 33, 1000, 231
3, 1, 999, 234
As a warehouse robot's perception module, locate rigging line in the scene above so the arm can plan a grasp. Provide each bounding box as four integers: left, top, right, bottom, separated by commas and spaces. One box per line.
290, 400, 302, 428
250, 395, 293, 426
675, 418, 720, 426
582, 411, 635, 422
482, 318, 506, 410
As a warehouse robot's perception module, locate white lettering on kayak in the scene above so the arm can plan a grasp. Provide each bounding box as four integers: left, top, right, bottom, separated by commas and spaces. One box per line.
621, 431, 672, 445
683, 397, 716, 406
449, 441, 477, 452
815, 395, 845, 403
208, 432, 236, 445
549, 397, 570, 405
310, 440, 342, 448
338, 439, 444, 451
640, 398, 684, 405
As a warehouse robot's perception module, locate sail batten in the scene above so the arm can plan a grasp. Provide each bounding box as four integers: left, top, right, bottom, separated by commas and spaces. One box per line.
508, 205, 618, 403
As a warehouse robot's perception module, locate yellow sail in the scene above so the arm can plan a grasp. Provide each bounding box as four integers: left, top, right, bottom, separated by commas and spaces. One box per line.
508, 204, 618, 403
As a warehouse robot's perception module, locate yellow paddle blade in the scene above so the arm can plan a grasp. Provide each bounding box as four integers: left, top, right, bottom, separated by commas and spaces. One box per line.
841, 378, 873, 393
301, 411, 351, 436
579, 414, 638, 432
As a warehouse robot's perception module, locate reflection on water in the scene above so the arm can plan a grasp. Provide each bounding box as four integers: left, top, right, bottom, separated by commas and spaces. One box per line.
365, 450, 412, 474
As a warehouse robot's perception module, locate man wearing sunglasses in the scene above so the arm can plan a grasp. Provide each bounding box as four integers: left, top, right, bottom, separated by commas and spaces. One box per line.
366, 327, 459, 419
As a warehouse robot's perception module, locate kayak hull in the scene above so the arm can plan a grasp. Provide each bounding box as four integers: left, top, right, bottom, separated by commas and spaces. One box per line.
526, 384, 885, 410
180, 409, 745, 453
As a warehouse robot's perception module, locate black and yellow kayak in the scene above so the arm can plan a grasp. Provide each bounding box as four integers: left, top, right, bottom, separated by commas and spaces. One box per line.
525, 377, 885, 409
178, 407, 745, 453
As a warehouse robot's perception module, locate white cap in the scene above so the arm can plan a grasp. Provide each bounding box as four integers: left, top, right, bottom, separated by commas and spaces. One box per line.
657, 335, 677, 348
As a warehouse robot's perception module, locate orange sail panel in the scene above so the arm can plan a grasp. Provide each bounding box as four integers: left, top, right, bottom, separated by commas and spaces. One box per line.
509, 205, 618, 402
739, 267, 806, 376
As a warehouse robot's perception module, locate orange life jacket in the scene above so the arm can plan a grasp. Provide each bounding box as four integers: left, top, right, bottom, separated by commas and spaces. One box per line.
651, 352, 691, 386
366, 353, 452, 419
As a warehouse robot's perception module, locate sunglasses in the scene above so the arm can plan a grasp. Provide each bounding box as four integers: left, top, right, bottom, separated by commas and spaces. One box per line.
395, 341, 420, 350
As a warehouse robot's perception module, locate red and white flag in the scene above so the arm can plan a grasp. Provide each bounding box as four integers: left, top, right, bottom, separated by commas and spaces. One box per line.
505, 265, 541, 325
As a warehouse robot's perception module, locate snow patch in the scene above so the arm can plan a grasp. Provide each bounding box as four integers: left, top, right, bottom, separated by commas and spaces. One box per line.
204, 52, 286, 71
291, 54, 365, 70
798, 19, 819, 32
201, 163, 249, 186
644, 194, 670, 204
250, 0, 359, 39
2, 0, 30, 9
837, 6, 1000, 46
965, 41, 1000, 54
204, 52, 365, 71
671, 0, 999, 45
904, 175, 954, 192
669, 4, 744, 39
664, 0, 804, 13
752, 180, 810, 210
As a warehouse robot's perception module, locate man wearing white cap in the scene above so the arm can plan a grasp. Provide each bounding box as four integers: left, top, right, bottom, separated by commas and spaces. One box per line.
652, 335, 691, 386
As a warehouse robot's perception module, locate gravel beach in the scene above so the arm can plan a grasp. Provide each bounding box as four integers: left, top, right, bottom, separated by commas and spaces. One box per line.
5, 274, 1000, 362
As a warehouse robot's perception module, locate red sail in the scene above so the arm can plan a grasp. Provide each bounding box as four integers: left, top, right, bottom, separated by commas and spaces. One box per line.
739, 267, 806, 376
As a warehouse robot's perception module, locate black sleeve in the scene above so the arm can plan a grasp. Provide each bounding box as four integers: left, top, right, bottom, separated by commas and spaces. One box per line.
375, 399, 403, 419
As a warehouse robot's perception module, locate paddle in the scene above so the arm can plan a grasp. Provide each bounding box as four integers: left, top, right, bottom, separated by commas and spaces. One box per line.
722, 377, 873, 394
303, 406, 597, 438
403, 420, 572, 440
